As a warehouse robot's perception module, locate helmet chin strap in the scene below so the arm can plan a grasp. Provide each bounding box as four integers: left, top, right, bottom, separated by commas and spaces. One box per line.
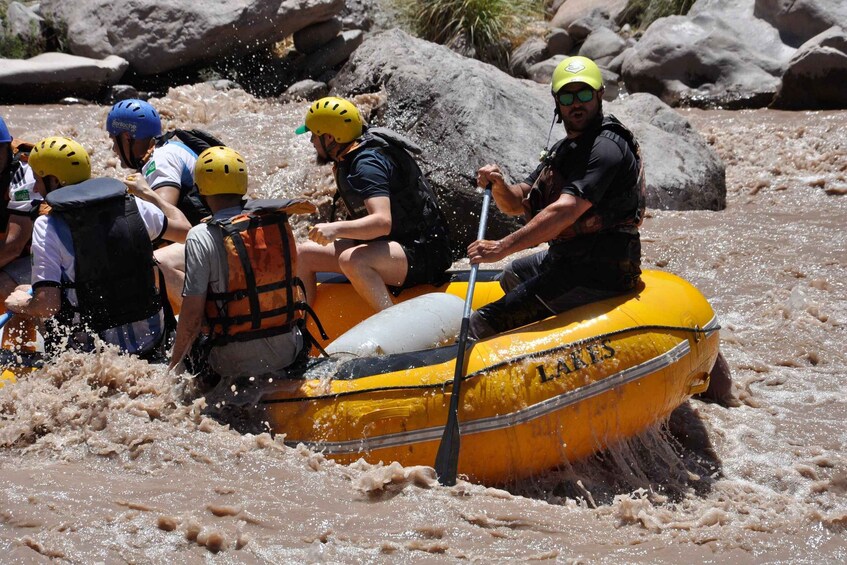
539, 108, 559, 162
117, 135, 143, 171
318, 135, 339, 162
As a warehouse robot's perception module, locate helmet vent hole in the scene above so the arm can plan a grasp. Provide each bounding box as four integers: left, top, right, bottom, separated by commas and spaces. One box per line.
224, 164, 230, 174
339, 109, 347, 115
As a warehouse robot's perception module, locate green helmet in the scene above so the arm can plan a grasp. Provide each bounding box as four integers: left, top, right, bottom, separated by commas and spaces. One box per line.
551, 56, 603, 93
29, 137, 92, 186
294, 97, 363, 144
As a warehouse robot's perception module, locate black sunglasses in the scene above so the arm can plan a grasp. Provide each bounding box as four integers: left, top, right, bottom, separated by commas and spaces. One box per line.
556, 88, 595, 106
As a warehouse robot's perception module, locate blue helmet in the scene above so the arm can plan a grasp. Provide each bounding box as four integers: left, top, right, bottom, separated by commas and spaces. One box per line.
106, 99, 162, 139
0, 116, 11, 143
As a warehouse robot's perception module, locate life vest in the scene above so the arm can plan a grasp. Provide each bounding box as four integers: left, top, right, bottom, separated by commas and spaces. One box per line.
204, 198, 323, 346
332, 127, 449, 244
529, 115, 646, 242
150, 129, 222, 225
46, 178, 161, 333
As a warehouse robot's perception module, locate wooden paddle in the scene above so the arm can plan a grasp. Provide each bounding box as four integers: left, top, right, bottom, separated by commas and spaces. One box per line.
434, 183, 493, 486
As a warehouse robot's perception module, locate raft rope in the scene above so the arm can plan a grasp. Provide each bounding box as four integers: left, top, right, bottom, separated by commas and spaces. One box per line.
259, 322, 720, 405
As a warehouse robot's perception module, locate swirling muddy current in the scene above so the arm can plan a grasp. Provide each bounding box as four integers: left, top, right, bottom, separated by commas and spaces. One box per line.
0, 90, 844, 562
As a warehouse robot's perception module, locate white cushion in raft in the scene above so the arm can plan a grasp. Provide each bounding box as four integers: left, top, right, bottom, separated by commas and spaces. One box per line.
325, 293, 466, 356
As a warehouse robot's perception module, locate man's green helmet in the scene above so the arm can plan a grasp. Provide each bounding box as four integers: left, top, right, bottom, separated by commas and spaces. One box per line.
551, 56, 604, 93
294, 97, 363, 144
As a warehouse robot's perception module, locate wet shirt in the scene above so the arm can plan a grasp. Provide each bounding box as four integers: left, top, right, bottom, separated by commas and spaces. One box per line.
141, 140, 207, 224
30, 197, 166, 353
6, 161, 39, 217
525, 118, 640, 214
183, 206, 302, 378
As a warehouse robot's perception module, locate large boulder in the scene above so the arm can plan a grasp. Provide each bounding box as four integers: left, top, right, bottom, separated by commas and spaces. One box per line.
621, 0, 796, 108
772, 26, 847, 109
0, 52, 128, 102
754, 0, 847, 47
608, 94, 726, 210
578, 27, 627, 67
38, 0, 345, 75
331, 30, 726, 249
552, 0, 628, 30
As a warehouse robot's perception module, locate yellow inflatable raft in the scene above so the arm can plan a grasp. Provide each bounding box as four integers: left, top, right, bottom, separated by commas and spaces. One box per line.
261, 269, 720, 484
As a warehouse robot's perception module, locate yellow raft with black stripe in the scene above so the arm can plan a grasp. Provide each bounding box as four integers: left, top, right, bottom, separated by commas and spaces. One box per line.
261, 269, 720, 484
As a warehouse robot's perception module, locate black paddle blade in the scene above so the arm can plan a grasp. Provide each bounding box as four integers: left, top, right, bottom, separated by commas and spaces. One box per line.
434, 411, 460, 486
434, 317, 472, 486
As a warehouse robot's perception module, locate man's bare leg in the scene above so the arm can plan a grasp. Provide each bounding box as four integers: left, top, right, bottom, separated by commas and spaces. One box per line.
337, 241, 408, 312
154, 243, 186, 314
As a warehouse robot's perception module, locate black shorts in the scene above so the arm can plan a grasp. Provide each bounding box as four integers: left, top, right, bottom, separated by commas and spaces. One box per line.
396, 236, 453, 290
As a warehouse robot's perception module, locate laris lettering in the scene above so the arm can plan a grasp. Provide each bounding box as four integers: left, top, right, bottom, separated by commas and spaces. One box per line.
537, 340, 615, 383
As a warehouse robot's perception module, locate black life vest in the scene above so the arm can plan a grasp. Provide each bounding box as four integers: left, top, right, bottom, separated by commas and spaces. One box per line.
150, 129, 221, 225
204, 198, 327, 347
529, 115, 646, 242
333, 127, 449, 244
46, 178, 161, 332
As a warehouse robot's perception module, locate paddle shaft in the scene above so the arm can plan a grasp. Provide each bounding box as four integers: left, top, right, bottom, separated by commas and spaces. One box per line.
435, 184, 492, 486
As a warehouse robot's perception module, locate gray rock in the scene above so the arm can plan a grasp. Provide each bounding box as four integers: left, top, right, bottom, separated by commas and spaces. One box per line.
298, 29, 364, 79
510, 37, 549, 78
39, 0, 345, 75
772, 26, 847, 109
7, 2, 44, 40
0, 52, 128, 103
579, 27, 627, 67
609, 93, 726, 210
546, 28, 573, 56
552, 0, 628, 30
528, 55, 565, 86
754, 0, 847, 47
294, 18, 343, 55
621, 2, 797, 108
568, 11, 615, 43
109, 84, 139, 102
280, 79, 329, 102
331, 30, 726, 249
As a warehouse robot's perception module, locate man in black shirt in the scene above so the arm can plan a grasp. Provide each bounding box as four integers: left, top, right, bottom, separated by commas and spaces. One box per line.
295, 97, 452, 312
468, 56, 646, 339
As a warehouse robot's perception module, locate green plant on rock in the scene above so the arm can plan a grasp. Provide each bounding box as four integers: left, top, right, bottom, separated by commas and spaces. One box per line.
394, 0, 543, 67
0, 0, 48, 59
618, 0, 696, 31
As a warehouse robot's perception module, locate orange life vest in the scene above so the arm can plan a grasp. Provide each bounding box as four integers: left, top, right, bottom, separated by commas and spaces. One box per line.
204, 198, 320, 346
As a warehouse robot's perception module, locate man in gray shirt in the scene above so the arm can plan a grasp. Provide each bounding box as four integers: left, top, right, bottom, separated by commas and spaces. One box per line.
169, 147, 309, 381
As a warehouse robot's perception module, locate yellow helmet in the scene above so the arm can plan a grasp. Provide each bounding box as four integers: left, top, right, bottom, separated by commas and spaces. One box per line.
29, 137, 92, 186
294, 97, 363, 144
551, 56, 604, 94
194, 146, 248, 196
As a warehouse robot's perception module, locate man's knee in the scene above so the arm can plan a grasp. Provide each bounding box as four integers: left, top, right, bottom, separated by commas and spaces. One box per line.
468, 310, 498, 340
497, 264, 523, 294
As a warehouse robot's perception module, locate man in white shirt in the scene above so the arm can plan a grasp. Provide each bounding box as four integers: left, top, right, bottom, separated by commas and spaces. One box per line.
4, 137, 190, 357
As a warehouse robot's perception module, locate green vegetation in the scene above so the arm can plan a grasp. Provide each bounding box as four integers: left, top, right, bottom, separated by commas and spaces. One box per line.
618, 0, 696, 31
393, 0, 544, 67
0, 0, 46, 58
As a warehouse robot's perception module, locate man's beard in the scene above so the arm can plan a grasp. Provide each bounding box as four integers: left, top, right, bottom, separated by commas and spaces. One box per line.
314, 153, 330, 166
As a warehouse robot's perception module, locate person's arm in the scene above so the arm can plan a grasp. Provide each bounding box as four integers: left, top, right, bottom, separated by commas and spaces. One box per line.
169, 294, 205, 371
0, 215, 33, 267
5, 284, 60, 318
308, 196, 392, 245
125, 175, 190, 242
477, 164, 532, 217
468, 192, 592, 264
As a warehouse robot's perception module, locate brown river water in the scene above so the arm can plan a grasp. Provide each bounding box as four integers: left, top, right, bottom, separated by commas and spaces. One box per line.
1, 86, 845, 562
